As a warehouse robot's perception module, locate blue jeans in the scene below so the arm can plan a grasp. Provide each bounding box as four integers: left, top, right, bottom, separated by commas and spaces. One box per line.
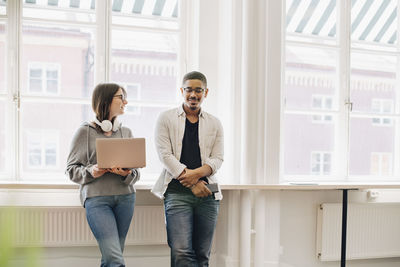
85, 193, 136, 267
164, 191, 220, 267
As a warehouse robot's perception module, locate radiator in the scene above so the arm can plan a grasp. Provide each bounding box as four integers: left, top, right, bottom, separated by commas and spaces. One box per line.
316, 203, 400, 261
0, 206, 167, 247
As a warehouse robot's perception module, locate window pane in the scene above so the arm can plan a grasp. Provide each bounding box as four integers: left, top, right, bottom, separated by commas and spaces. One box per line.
0, 23, 5, 93
349, 117, 395, 178
351, 0, 397, 48
112, 0, 178, 30
283, 114, 337, 178
0, 0, 5, 16
46, 80, 58, 94
21, 24, 95, 98
286, 0, 337, 44
21, 102, 91, 180
111, 30, 178, 104
120, 106, 172, 182
23, 0, 95, 23
285, 46, 338, 111
350, 53, 397, 114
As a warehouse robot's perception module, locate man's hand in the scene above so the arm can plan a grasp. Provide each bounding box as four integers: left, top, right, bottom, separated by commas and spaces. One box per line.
108, 167, 132, 177
191, 180, 212, 198
91, 164, 108, 178
177, 168, 200, 187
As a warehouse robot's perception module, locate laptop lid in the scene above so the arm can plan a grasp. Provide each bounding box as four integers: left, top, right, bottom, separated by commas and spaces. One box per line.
96, 138, 146, 168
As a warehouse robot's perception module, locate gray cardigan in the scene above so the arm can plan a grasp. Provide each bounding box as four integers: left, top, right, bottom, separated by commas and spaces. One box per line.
66, 122, 140, 206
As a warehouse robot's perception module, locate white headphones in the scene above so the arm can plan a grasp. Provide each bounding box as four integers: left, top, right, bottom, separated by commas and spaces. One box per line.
93, 118, 121, 132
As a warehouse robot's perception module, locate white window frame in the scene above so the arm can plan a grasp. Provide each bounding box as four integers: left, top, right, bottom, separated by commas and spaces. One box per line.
27, 62, 61, 95
2, 0, 184, 182
283, 0, 400, 182
26, 129, 59, 170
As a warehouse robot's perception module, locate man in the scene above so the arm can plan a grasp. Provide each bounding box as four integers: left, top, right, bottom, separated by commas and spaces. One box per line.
152, 71, 224, 267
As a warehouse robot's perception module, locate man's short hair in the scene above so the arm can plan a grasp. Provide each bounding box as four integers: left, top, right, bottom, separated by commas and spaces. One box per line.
182, 71, 207, 88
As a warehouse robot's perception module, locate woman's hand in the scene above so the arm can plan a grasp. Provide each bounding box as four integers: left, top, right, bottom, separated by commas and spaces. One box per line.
91, 164, 108, 178
191, 180, 212, 198
108, 167, 132, 177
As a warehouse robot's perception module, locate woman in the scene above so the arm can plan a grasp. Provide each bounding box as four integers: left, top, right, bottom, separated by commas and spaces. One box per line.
66, 83, 139, 267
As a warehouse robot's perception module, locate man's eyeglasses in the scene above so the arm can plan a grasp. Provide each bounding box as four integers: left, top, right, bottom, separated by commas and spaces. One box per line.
113, 94, 126, 101
183, 87, 205, 94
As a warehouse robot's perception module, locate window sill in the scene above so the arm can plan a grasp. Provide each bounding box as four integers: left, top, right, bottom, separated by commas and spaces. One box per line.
1, 181, 400, 207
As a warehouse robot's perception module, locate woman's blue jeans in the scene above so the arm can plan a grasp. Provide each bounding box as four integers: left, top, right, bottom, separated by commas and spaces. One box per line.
85, 193, 136, 267
164, 191, 220, 267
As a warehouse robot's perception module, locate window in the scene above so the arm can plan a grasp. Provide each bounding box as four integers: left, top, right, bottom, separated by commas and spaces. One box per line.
284, 0, 400, 181
28, 63, 60, 95
0, 0, 5, 16
110, 0, 179, 179
26, 130, 59, 169
371, 153, 393, 176
2, 0, 180, 182
312, 95, 333, 123
371, 99, 393, 126
124, 83, 141, 115
311, 152, 331, 176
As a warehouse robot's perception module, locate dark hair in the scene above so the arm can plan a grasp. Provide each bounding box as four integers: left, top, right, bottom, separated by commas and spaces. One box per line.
91, 83, 126, 132
182, 71, 207, 88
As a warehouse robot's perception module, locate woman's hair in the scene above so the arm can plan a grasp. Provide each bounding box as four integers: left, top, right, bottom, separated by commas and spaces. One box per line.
91, 83, 126, 132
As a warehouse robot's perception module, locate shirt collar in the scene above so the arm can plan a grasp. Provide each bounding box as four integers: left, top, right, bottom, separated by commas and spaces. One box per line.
178, 104, 204, 118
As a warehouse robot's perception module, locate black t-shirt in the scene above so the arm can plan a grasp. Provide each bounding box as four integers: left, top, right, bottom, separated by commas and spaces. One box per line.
167, 118, 207, 193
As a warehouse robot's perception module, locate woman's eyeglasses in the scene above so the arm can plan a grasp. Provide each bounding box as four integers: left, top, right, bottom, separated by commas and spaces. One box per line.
113, 94, 126, 101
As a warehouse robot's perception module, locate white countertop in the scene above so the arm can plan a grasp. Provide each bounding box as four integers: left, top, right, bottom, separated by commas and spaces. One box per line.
2, 182, 400, 190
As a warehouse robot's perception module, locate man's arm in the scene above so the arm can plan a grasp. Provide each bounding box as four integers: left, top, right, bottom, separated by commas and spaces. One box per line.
178, 118, 224, 187
203, 118, 224, 175
155, 113, 186, 178
177, 164, 212, 187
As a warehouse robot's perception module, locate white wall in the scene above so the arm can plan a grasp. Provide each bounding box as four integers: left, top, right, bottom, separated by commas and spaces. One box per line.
279, 190, 400, 267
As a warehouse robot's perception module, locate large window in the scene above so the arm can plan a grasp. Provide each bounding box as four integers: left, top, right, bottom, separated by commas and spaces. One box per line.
2, 0, 180, 182
110, 0, 179, 178
284, 0, 400, 181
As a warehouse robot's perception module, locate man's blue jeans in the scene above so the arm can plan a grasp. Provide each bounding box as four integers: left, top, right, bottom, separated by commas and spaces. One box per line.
85, 193, 136, 267
164, 191, 220, 267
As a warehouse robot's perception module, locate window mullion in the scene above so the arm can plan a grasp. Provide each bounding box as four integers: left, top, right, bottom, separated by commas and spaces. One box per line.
7, 0, 22, 181
393, 0, 400, 178
337, 0, 351, 180
95, 0, 111, 83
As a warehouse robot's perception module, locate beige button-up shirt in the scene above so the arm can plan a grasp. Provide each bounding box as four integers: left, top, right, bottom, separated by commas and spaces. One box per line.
151, 105, 224, 200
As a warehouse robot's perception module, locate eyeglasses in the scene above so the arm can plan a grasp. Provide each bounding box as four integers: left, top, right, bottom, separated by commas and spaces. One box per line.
183, 87, 205, 94
113, 94, 126, 101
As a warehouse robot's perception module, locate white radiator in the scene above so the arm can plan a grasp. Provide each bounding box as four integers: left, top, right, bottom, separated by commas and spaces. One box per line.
0, 206, 167, 247
316, 203, 400, 261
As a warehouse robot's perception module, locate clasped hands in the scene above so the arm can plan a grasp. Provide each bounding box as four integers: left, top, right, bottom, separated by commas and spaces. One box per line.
91, 164, 132, 178
177, 168, 212, 198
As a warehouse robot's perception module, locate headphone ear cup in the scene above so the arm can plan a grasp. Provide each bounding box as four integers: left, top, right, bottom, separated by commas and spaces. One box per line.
100, 120, 113, 132
112, 119, 120, 132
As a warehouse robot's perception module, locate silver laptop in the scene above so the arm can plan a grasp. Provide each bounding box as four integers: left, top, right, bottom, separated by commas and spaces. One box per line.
96, 138, 146, 168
